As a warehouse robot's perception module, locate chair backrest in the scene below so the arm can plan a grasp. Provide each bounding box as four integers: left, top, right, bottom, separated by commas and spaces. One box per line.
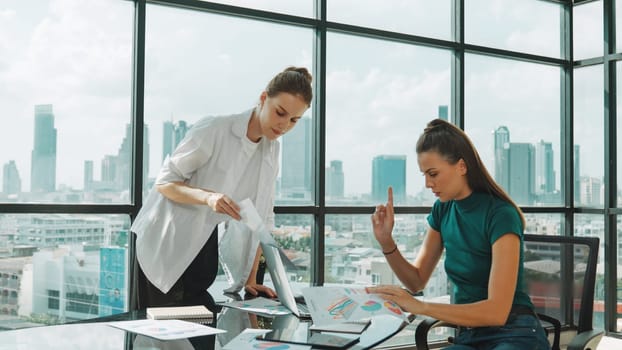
523, 234, 600, 335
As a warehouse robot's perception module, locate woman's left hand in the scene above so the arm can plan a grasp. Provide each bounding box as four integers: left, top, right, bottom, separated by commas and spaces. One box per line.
366, 285, 423, 314
244, 283, 277, 298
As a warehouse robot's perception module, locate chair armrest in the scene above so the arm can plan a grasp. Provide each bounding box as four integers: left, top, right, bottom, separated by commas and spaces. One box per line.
537, 313, 561, 350
415, 317, 458, 350
566, 329, 604, 350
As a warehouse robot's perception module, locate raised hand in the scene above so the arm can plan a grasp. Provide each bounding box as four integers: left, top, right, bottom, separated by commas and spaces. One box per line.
371, 187, 396, 249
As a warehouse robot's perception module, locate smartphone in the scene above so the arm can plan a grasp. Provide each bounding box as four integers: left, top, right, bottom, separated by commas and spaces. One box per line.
257, 330, 359, 349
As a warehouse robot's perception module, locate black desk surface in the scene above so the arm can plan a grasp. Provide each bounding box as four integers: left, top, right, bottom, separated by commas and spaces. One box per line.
0, 306, 413, 349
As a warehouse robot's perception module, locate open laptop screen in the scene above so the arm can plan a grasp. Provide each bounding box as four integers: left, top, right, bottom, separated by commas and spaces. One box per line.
260, 241, 305, 317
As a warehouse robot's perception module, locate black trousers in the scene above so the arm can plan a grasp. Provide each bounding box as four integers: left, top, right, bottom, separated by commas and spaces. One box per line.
136, 227, 219, 309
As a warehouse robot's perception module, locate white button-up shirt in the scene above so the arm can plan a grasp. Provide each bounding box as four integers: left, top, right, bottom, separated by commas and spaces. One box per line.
131, 109, 279, 293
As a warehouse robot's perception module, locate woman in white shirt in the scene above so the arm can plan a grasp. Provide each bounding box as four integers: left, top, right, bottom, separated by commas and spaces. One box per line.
131, 67, 313, 307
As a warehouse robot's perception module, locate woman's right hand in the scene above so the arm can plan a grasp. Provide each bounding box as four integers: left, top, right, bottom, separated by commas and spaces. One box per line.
206, 192, 241, 220
371, 187, 396, 250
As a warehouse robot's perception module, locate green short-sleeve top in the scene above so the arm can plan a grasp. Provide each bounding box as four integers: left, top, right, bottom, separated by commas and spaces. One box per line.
427, 191, 532, 307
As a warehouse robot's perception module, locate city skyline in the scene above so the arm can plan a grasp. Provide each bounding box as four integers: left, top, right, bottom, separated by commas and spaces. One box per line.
5, 104, 612, 207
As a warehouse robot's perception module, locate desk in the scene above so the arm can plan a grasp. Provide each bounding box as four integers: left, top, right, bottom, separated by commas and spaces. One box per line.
0, 307, 413, 349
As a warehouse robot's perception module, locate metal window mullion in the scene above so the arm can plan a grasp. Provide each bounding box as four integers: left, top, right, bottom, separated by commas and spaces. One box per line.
129, 0, 146, 311
312, 0, 327, 287
603, 0, 617, 334
452, 0, 464, 129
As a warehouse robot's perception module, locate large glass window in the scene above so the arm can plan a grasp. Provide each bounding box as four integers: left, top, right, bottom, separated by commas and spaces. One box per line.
327, 0, 451, 40
0, 0, 133, 204
574, 65, 604, 208
464, 54, 561, 206
575, 213, 605, 331
573, 0, 603, 60
0, 214, 130, 323
3, 0, 622, 340
465, 0, 561, 58
144, 4, 314, 204
325, 33, 450, 206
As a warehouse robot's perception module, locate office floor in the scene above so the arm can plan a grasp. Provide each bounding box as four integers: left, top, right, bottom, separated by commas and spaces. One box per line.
596, 336, 622, 349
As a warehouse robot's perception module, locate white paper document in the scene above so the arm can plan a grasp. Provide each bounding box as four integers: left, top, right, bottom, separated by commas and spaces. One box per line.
217, 296, 292, 316
238, 198, 296, 270
223, 328, 311, 350
302, 287, 408, 326
107, 319, 226, 340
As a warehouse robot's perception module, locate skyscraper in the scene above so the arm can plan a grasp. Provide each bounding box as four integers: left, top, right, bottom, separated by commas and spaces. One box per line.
30, 104, 57, 193
535, 140, 555, 193
493, 126, 510, 191
3, 160, 21, 195
162, 120, 189, 162
280, 117, 311, 199
438, 105, 448, 120
509, 142, 535, 205
105, 124, 150, 191
580, 176, 601, 206
162, 121, 174, 162
326, 160, 344, 199
84, 160, 94, 191
372, 155, 406, 203
101, 155, 117, 184
574, 145, 581, 204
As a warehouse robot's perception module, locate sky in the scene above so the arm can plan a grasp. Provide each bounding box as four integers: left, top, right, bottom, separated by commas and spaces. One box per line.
0, 0, 612, 198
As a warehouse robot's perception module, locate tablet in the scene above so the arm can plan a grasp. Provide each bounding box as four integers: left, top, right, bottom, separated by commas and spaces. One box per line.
257, 331, 359, 349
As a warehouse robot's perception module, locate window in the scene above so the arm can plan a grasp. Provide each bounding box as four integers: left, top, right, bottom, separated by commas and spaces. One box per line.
2, 0, 622, 340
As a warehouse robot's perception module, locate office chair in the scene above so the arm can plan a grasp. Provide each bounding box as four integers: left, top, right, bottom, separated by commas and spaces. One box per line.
414, 234, 603, 350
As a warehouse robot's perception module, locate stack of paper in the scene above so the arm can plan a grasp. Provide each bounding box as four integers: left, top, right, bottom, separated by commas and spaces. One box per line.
146, 305, 213, 324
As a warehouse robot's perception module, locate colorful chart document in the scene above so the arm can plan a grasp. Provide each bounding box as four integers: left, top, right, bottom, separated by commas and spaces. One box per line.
107, 319, 225, 340
301, 287, 407, 326
223, 328, 311, 350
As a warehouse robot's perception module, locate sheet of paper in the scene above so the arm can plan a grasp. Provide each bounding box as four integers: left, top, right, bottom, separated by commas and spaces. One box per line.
223, 328, 311, 350
238, 198, 296, 270
107, 319, 225, 341
217, 296, 292, 316
302, 287, 407, 326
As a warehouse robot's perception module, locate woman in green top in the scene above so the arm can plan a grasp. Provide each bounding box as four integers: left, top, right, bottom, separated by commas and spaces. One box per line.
368, 119, 550, 349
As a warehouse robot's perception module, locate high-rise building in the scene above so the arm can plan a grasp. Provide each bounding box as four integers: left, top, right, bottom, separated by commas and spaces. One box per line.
536, 140, 555, 194
162, 121, 174, 162
3, 160, 21, 195
101, 155, 117, 184
280, 117, 312, 199
438, 105, 448, 120
30, 104, 57, 193
509, 142, 535, 205
493, 126, 510, 192
580, 176, 601, 206
84, 160, 94, 191
372, 155, 406, 203
162, 120, 189, 162
326, 160, 344, 199
100, 124, 150, 191
574, 144, 581, 204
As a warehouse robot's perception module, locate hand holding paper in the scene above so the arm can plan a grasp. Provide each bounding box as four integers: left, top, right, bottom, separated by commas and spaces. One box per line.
238, 198, 296, 270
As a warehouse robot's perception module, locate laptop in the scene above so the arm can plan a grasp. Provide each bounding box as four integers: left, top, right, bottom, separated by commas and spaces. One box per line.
260, 241, 311, 318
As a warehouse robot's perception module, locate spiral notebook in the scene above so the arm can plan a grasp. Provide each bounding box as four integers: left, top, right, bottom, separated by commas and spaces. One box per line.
146, 305, 213, 324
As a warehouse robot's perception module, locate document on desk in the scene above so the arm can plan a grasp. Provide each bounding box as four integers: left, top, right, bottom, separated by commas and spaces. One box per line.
217, 296, 292, 316
223, 328, 311, 350
302, 287, 408, 326
107, 319, 226, 340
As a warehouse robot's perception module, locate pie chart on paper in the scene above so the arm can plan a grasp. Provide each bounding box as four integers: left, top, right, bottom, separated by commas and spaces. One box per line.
360, 300, 382, 312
